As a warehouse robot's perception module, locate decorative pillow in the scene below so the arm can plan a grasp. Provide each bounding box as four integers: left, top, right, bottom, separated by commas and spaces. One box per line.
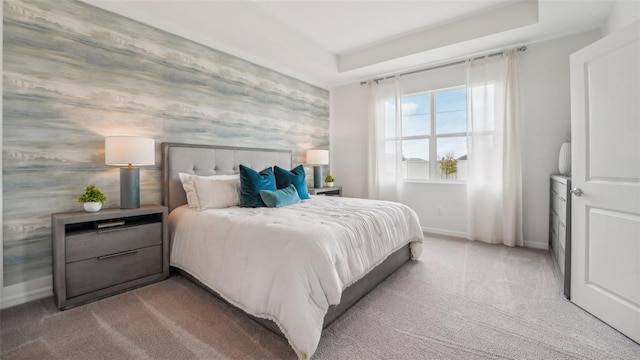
274, 165, 310, 200
259, 184, 301, 208
192, 177, 240, 210
239, 165, 276, 207
178, 173, 239, 208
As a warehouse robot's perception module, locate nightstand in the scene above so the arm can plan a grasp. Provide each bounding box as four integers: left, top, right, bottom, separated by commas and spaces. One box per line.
308, 186, 342, 197
52, 205, 169, 310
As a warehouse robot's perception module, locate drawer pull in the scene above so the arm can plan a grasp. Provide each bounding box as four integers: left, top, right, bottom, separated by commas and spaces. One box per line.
97, 249, 139, 260
96, 220, 126, 229
98, 226, 131, 234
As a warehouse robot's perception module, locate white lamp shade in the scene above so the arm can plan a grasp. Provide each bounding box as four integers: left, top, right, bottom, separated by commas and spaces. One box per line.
105, 136, 155, 166
306, 149, 329, 165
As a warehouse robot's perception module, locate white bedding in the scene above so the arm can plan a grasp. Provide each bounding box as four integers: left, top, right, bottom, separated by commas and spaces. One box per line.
169, 195, 423, 359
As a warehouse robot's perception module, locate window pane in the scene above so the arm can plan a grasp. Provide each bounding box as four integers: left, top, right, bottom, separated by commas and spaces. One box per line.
402, 114, 430, 136
401, 94, 431, 137
402, 139, 429, 179
404, 158, 430, 179
402, 138, 428, 161
436, 88, 467, 135
436, 88, 466, 112
402, 94, 431, 115
437, 137, 467, 180
437, 137, 467, 160
436, 110, 466, 134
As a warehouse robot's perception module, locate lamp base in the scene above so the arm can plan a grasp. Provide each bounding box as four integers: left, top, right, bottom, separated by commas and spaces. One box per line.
313, 165, 323, 188
120, 167, 140, 209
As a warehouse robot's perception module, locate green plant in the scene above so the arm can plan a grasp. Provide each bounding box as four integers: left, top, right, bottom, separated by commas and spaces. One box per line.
324, 174, 335, 183
78, 185, 107, 204
439, 152, 458, 179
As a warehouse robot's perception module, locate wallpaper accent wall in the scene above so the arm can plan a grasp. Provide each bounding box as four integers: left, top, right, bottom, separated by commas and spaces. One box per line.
3, 0, 329, 286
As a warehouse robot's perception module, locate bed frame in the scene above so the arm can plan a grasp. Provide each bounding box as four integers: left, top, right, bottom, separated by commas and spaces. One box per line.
161, 142, 411, 335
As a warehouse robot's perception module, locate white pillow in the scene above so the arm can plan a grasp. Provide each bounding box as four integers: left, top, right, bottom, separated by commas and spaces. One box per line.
178, 173, 239, 208
193, 177, 240, 210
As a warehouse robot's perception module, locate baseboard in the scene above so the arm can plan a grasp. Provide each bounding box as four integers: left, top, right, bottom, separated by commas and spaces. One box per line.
423, 227, 550, 251
1, 275, 53, 309
523, 241, 549, 250
422, 227, 467, 239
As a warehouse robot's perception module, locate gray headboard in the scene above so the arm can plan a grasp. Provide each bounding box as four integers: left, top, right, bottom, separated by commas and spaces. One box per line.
161, 143, 292, 212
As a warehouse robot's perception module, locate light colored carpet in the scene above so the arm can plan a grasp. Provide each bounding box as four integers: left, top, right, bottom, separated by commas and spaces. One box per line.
2, 235, 639, 359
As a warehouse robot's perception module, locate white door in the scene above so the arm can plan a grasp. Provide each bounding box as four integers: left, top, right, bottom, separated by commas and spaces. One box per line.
570, 20, 640, 343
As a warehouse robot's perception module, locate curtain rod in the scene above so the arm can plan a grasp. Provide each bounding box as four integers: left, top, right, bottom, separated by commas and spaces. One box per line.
360, 45, 527, 85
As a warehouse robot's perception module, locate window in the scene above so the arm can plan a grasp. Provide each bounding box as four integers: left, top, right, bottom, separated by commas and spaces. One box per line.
385, 86, 468, 180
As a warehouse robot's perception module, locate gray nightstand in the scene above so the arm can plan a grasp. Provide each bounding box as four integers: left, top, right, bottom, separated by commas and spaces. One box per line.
308, 186, 342, 197
52, 205, 169, 310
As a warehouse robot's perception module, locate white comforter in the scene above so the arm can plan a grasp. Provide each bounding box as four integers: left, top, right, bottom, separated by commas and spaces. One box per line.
169, 196, 423, 359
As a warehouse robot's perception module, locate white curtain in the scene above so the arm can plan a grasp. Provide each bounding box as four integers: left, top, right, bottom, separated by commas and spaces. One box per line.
466, 50, 523, 246
368, 77, 404, 202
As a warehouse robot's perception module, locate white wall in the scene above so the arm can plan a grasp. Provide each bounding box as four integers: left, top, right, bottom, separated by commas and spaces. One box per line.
519, 29, 600, 249
402, 182, 467, 237
330, 30, 601, 248
602, 0, 640, 36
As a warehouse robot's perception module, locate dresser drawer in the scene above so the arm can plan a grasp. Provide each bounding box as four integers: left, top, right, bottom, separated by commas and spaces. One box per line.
549, 176, 571, 299
66, 245, 162, 298
558, 246, 565, 275
558, 197, 567, 224
552, 180, 567, 200
558, 222, 566, 251
553, 181, 567, 200
552, 195, 560, 214
551, 213, 559, 238
66, 222, 162, 263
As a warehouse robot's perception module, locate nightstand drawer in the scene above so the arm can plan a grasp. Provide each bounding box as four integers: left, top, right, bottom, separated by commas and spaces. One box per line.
66, 222, 162, 263
66, 244, 162, 298
308, 186, 342, 196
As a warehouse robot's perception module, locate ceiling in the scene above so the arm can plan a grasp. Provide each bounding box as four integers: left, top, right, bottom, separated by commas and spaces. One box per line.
84, 0, 614, 89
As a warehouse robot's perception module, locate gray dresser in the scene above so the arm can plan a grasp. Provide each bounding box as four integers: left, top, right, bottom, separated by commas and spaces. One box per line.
549, 175, 571, 299
52, 205, 169, 309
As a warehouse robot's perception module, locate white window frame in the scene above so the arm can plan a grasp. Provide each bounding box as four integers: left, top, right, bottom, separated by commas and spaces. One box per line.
389, 85, 467, 182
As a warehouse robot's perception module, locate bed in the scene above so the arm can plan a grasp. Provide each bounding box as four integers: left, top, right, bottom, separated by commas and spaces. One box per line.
161, 142, 423, 359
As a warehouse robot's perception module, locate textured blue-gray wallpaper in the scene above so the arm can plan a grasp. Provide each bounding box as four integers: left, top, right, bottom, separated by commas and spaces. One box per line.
3, 0, 329, 286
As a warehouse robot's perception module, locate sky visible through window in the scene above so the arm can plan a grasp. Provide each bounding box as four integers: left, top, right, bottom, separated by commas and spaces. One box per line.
401, 94, 431, 137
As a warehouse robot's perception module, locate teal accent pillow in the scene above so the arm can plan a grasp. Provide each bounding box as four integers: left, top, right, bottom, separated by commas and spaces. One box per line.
259, 184, 301, 208
274, 165, 310, 200
239, 165, 276, 207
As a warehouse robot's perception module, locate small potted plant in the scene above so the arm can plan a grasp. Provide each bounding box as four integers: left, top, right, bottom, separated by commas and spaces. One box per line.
324, 174, 335, 187
439, 152, 458, 180
78, 185, 107, 212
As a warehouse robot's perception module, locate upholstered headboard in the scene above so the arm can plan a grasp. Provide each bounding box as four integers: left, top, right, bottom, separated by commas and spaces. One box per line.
161, 143, 292, 212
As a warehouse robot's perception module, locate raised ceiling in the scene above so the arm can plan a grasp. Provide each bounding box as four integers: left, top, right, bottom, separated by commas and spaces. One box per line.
84, 0, 613, 89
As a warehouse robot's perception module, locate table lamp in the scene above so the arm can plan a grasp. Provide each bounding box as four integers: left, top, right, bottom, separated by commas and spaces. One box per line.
306, 149, 329, 188
105, 136, 155, 208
